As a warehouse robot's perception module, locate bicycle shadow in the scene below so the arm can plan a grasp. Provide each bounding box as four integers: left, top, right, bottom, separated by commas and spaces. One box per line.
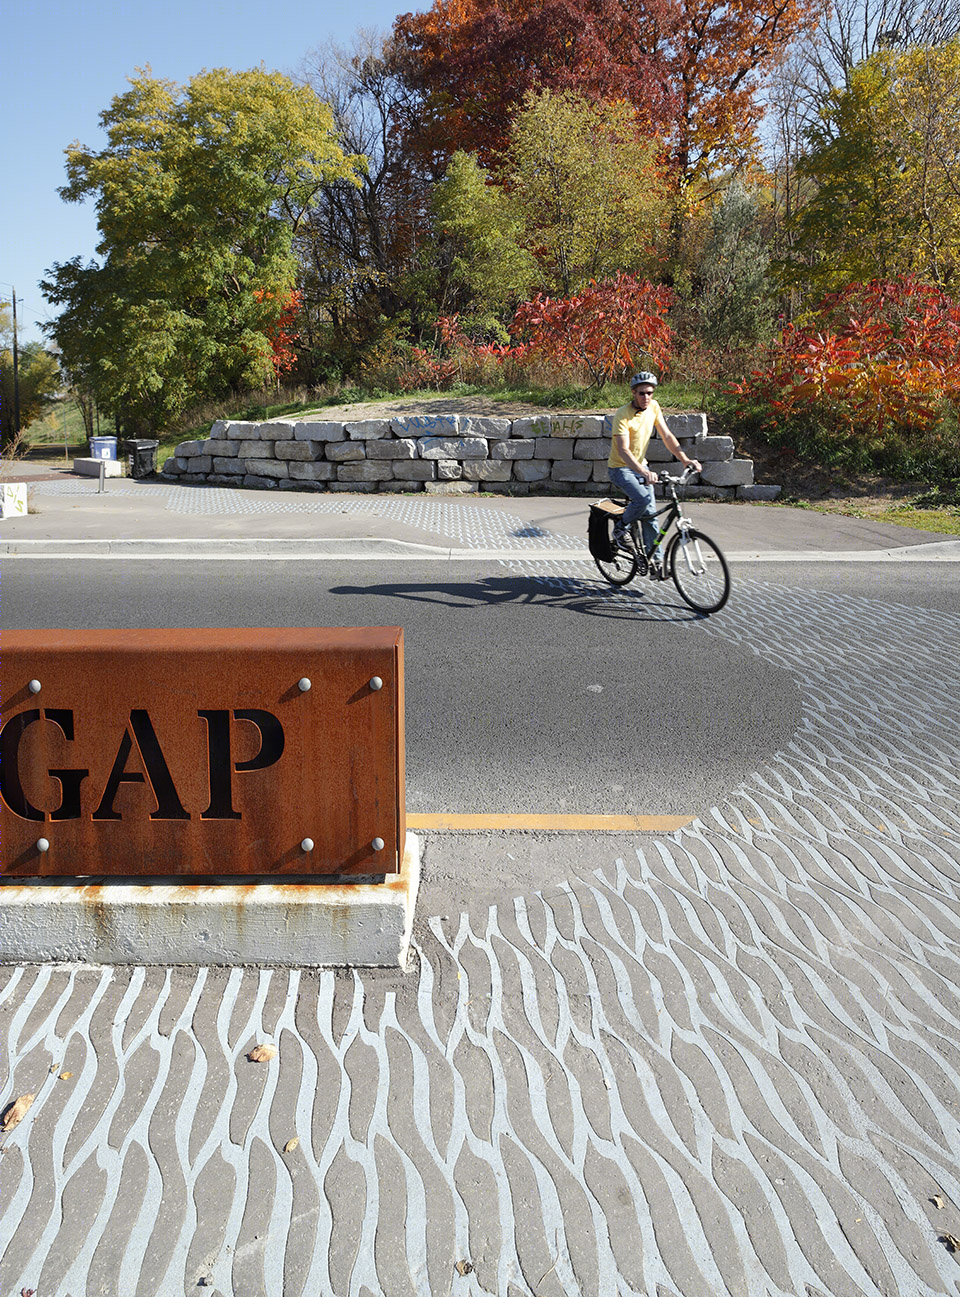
329, 572, 706, 622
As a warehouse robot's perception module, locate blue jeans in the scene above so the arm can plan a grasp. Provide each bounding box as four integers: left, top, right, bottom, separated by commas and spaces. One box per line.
608, 466, 659, 554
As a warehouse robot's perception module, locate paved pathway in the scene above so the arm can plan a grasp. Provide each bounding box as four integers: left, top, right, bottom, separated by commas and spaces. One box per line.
3, 563, 960, 1296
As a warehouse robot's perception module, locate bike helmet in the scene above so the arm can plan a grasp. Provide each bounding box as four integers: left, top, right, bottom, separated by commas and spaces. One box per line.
630, 371, 658, 388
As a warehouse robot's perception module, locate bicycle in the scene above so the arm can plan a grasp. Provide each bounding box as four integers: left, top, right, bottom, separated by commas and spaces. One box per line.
588, 466, 731, 613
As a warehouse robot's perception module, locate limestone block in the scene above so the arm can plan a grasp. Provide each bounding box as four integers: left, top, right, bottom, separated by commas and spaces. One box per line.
737, 484, 781, 501
338, 461, 394, 482
175, 440, 207, 458
459, 416, 512, 438
392, 414, 460, 438
178, 473, 209, 485
243, 459, 289, 479
392, 461, 436, 481
462, 460, 513, 482
700, 459, 754, 487
593, 462, 611, 481
366, 438, 418, 460
665, 412, 707, 439
646, 439, 675, 462
683, 485, 736, 500
184, 455, 212, 474
531, 437, 573, 460
161, 458, 182, 474
418, 436, 487, 460
294, 421, 346, 442
327, 481, 379, 493
513, 459, 551, 482
242, 474, 278, 489
205, 440, 239, 457
224, 421, 261, 440
549, 414, 605, 438
573, 438, 609, 460
487, 481, 530, 496
213, 457, 246, 474
345, 420, 389, 440
696, 436, 734, 461
511, 415, 553, 438
424, 480, 479, 494
551, 460, 592, 482
380, 481, 424, 493
288, 460, 336, 481
491, 439, 535, 459
275, 441, 319, 460
259, 420, 296, 439
436, 460, 462, 480
207, 474, 239, 486
326, 441, 366, 462
242, 442, 276, 459
210, 420, 230, 439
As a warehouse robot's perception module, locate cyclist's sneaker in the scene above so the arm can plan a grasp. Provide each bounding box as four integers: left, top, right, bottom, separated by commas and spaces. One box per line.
648, 559, 665, 580
611, 523, 629, 548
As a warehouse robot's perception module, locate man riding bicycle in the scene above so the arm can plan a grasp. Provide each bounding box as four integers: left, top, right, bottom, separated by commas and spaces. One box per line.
608, 372, 702, 573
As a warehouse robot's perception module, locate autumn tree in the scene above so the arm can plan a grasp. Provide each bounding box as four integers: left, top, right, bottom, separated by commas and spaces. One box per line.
43, 68, 364, 430
788, 40, 960, 291
392, 0, 672, 168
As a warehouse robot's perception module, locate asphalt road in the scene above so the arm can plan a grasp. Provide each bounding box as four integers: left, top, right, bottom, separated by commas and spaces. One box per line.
4, 555, 807, 815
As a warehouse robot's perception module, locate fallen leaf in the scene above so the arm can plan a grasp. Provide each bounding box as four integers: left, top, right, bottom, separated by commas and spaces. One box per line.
942, 1233, 960, 1252
59, 1072, 73, 1081
932, 1194, 945, 1209
21, 1288, 36, 1296
455, 1260, 474, 1276
2, 1095, 35, 1133
284, 1137, 299, 1154
247, 1044, 277, 1063
49, 1063, 60, 1074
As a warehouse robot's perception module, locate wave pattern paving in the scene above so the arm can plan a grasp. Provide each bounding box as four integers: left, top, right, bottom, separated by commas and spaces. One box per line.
2, 574, 960, 1296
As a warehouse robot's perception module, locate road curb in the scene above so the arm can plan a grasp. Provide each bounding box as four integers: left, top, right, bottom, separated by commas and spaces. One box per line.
2, 538, 958, 561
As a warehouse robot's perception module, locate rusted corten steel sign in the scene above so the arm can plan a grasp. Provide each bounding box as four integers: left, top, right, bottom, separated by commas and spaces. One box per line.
1, 628, 405, 879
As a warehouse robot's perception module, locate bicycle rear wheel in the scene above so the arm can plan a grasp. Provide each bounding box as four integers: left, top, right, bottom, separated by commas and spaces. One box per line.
594, 536, 639, 586
669, 529, 730, 613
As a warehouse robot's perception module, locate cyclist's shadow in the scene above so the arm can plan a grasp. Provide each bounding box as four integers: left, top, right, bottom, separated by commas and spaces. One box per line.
329, 573, 704, 621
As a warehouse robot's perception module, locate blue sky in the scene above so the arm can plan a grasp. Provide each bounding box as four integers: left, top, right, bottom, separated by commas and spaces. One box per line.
4, 0, 425, 345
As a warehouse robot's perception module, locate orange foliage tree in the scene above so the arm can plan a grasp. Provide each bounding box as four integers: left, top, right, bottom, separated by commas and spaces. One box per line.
393, 0, 819, 183
392, 0, 673, 167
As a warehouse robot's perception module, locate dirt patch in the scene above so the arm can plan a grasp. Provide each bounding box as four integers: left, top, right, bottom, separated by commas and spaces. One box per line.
293, 395, 565, 422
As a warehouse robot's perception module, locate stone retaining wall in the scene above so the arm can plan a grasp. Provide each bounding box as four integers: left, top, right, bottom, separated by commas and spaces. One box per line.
160, 411, 780, 500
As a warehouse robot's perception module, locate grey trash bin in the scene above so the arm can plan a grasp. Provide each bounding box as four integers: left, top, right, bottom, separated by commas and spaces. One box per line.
125, 439, 159, 479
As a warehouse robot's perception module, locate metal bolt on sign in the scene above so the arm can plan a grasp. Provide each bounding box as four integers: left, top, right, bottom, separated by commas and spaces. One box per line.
28, 680, 42, 694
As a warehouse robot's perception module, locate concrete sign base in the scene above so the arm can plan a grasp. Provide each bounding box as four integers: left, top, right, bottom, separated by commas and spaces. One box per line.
0, 833, 420, 969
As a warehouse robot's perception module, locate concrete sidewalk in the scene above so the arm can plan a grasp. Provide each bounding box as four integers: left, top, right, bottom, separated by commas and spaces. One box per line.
2, 461, 956, 559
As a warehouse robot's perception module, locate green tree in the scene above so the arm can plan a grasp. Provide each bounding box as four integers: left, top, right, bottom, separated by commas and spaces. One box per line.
694, 183, 774, 355
42, 68, 364, 431
0, 305, 61, 444
505, 90, 670, 297
432, 150, 538, 333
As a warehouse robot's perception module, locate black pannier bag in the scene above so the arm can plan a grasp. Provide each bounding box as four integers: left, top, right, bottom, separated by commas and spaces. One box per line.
588, 499, 624, 562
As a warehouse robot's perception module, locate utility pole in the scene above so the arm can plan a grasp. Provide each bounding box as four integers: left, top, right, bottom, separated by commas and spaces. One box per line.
12, 288, 21, 435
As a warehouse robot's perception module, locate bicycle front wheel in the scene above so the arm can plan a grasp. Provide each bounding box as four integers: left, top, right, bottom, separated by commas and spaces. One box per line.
594, 539, 639, 586
669, 529, 730, 613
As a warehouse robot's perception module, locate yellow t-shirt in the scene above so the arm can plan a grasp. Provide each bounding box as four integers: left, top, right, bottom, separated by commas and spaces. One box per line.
607, 399, 661, 469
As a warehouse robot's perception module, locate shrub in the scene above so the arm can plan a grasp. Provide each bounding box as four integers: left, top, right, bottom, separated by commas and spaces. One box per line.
730, 278, 960, 476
